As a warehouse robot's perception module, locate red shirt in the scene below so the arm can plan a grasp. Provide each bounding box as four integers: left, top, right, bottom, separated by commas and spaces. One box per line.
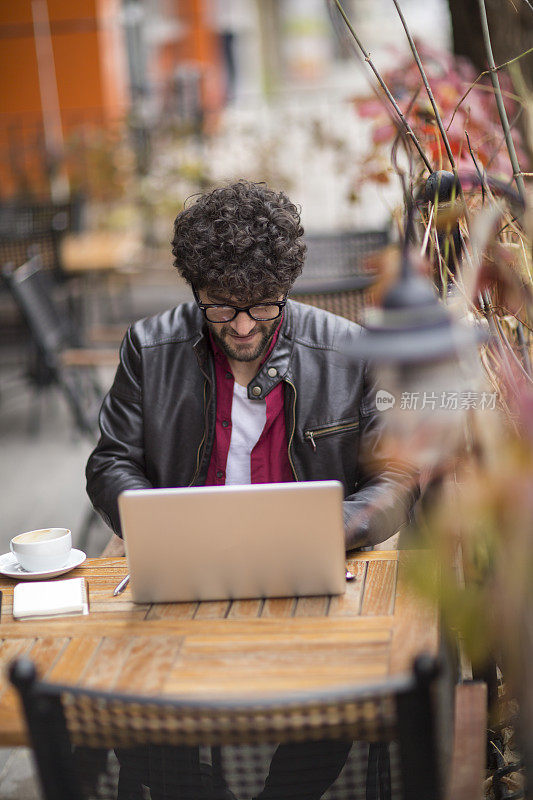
205, 324, 294, 486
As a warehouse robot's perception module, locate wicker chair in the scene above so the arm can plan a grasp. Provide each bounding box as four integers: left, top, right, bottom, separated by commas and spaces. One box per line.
292, 230, 387, 323
291, 274, 377, 324
302, 230, 388, 281
9, 654, 485, 800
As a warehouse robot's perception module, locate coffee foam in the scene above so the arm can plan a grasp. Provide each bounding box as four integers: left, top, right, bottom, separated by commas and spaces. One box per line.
13, 529, 67, 544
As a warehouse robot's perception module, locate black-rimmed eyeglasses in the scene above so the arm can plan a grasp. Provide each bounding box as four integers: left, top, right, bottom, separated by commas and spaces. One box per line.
192, 286, 287, 323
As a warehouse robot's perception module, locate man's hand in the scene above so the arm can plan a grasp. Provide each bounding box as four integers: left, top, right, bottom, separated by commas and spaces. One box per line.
100, 533, 126, 557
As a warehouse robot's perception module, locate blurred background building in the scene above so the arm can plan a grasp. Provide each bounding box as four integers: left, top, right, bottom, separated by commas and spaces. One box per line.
0, 0, 452, 230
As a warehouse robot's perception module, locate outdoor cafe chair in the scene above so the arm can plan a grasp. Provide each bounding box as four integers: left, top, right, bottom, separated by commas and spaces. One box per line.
2, 257, 118, 550
0, 194, 85, 279
2, 257, 117, 437
9, 654, 485, 800
291, 273, 378, 324
290, 229, 388, 323
302, 230, 389, 281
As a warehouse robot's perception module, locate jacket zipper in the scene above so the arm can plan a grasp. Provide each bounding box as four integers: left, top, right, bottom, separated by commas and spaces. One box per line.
304, 420, 359, 452
285, 379, 300, 480
188, 380, 209, 486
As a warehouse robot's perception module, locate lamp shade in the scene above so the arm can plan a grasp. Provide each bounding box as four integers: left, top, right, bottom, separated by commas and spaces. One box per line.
346, 270, 489, 471
350, 274, 486, 364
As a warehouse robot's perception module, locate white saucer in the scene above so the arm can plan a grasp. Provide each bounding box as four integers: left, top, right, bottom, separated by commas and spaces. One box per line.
0, 549, 86, 580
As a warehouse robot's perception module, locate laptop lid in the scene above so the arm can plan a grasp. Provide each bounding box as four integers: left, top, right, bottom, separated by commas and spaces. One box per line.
118, 481, 346, 603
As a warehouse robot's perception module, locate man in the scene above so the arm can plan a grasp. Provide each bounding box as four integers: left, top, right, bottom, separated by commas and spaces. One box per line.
86, 180, 417, 550
86, 180, 418, 799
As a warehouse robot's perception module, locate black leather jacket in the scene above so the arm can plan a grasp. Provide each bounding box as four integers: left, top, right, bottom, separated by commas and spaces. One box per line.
86, 300, 418, 548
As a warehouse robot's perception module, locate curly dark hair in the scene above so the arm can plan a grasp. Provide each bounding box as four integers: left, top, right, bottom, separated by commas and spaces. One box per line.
171, 181, 306, 300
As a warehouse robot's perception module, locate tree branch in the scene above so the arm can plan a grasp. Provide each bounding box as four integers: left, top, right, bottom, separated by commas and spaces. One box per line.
391, 0, 458, 171
446, 47, 533, 132
477, 0, 527, 204
330, 0, 433, 172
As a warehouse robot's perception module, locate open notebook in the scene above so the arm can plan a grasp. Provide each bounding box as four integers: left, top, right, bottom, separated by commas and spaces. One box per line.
13, 577, 88, 620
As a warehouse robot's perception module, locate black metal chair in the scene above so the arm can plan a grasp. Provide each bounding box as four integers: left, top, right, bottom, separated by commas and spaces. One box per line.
0, 194, 85, 277
0, 195, 87, 353
2, 257, 117, 437
0, 195, 85, 234
8, 654, 484, 800
2, 258, 118, 550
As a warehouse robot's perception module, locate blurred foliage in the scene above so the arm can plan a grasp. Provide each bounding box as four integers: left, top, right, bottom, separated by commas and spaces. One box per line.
404, 194, 533, 674
348, 42, 530, 199
64, 125, 137, 202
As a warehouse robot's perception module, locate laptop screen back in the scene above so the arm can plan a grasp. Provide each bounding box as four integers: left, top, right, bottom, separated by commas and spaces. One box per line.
118, 481, 346, 603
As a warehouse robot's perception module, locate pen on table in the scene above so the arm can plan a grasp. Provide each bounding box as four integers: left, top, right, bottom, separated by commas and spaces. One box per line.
0, 590, 2, 619
113, 574, 130, 596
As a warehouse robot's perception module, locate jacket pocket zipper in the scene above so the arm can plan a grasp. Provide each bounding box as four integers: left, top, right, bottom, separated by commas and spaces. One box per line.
285, 378, 300, 480
304, 420, 359, 452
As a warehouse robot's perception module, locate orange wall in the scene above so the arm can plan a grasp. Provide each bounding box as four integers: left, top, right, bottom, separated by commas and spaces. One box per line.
0, 0, 128, 194
169, 0, 224, 123
0, 0, 128, 123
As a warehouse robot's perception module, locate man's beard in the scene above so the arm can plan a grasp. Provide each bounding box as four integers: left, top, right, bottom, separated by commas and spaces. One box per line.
209, 319, 278, 363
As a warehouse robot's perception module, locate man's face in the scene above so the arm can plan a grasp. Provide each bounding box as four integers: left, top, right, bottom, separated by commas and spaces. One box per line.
198, 288, 284, 363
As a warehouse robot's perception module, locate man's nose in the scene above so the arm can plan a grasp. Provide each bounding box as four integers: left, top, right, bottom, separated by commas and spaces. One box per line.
230, 311, 256, 336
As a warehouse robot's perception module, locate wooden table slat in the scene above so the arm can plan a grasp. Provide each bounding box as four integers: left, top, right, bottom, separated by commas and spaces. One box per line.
82, 636, 136, 691
329, 559, 367, 617
0, 639, 36, 702
0, 616, 393, 639
146, 602, 198, 620
46, 637, 102, 684
389, 552, 438, 674
114, 636, 185, 694
293, 596, 330, 617
193, 600, 231, 620
226, 599, 263, 619
260, 597, 295, 618
361, 560, 397, 616
29, 636, 70, 679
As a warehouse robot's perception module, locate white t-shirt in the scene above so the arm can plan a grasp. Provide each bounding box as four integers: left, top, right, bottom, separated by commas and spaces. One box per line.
225, 382, 266, 485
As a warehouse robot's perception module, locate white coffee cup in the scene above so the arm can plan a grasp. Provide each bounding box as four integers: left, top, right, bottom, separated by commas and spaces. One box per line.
10, 528, 72, 572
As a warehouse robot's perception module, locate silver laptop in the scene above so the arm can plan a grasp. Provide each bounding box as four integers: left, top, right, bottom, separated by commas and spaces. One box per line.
118, 481, 346, 603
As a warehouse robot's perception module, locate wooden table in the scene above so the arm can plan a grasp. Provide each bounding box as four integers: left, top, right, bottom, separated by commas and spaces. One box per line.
0, 551, 437, 746
60, 231, 141, 275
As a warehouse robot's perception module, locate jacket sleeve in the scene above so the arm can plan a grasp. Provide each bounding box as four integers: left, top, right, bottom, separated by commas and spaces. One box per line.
86, 327, 152, 536
343, 363, 420, 550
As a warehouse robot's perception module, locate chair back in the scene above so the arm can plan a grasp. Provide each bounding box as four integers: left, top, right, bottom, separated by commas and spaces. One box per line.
291, 230, 387, 323
302, 230, 388, 280
0, 230, 59, 272
2, 258, 77, 368
291, 274, 377, 324
0, 195, 85, 237
10, 655, 448, 800
0, 195, 85, 275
